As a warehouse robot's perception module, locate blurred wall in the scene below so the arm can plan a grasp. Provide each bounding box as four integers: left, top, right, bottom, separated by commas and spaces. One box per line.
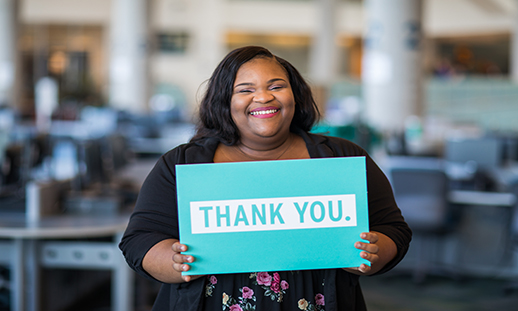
12, 0, 518, 119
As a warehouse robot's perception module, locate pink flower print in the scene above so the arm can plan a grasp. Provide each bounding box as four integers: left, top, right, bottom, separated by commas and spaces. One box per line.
281, 280, 289, 290
271, 281, 280, 293
241, 286, 254, 299
210, 275, 217, 285
256, 272, 272, 286
273, 272, 281, 283
315, 293, 325, 306
229, 304, 243, 311
271, 272, 281, 293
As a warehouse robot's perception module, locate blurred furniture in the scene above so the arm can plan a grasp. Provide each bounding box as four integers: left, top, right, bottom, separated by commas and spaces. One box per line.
443, 136, 518, 277
387, 156, 454, 283
500, 181, 518, 294
385, 152, 518, 283
444, 137, 503, 190
449, 189, 516, 280
0, 213, 133, 311
444, 137, 502, 169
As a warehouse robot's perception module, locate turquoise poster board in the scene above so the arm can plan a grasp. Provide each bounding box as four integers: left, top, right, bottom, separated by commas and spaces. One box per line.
176, 157, 369, 275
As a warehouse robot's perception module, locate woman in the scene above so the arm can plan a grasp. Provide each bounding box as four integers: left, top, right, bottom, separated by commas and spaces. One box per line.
119, 46, 411, 311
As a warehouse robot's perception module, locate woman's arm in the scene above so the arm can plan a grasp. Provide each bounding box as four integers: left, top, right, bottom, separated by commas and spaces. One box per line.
344, 231, 397, 276
142, 239, 202, 283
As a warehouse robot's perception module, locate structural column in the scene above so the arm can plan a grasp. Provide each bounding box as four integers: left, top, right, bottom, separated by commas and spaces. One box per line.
108, 0, 149, 113
362, 0, 424, 132
511, 0, 518, 83
195, 0, 226, 80
309, 0, 339, 85
0, 0, 18, 108
309, 0, 339, 113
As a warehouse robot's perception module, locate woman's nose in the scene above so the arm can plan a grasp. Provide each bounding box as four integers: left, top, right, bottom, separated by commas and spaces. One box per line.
253, 89, 274, 103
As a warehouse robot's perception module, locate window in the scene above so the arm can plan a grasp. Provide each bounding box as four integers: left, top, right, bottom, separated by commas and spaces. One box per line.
156, 32, 189, 54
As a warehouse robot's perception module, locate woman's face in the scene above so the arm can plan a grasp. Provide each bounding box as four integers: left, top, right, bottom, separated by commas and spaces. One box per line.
230, 57, 295, 145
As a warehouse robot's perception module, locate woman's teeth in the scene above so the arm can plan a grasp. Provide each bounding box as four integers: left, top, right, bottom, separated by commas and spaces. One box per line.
250, 109, 278, 116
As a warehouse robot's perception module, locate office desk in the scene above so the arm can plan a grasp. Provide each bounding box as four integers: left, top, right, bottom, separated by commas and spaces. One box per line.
382, 156, 518, 277
0, 213, 133, 311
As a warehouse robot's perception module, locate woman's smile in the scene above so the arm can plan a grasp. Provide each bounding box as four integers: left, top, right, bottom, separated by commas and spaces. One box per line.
249, 107, 280, 118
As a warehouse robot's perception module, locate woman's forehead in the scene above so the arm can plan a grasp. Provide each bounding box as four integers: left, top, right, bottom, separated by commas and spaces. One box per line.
235, 57, 288, 81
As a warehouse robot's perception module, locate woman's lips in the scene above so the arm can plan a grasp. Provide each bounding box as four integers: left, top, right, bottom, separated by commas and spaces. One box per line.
249, 107, 280, 118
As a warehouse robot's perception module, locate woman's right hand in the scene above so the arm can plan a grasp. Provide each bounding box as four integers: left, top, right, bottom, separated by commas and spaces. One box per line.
171, 241, 201, 282
143, 238, 202, 283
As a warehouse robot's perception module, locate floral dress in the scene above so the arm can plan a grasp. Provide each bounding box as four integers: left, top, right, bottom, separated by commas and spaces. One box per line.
202, 270, 326, 311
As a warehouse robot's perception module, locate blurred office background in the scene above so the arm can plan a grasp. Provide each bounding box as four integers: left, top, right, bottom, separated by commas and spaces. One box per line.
2, 0, 518, 310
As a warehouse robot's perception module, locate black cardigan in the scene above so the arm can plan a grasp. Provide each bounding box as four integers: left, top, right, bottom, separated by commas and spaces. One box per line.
119, 130, 412, 311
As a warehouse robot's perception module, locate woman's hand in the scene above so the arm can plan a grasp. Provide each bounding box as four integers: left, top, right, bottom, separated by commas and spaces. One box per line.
171, 241, 201, 282
344, 231, 397, 276
142, 238, 203, 283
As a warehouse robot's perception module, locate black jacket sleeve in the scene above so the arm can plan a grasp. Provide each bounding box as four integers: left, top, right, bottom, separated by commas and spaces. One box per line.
119, 147, 183, 280
364, 153, 412, 274
119, 138, 219, 282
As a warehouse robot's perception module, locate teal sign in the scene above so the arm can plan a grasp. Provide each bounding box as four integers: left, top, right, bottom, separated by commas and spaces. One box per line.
176, 157, 369, 275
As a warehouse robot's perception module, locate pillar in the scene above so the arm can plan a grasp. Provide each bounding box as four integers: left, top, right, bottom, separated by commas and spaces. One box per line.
195, 0, 226, 80
511, 0, 518, 83
108, 0, 150, 113
362, 0, 424, 132
0, 0, 17, 108
309, 0, 339, 114
309, 0, 339, 85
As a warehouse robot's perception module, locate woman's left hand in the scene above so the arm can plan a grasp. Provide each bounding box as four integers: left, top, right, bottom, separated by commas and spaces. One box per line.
344, 231, 396, 275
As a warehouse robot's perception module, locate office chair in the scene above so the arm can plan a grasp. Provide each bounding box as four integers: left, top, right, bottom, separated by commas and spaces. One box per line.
444, 137, 502, 169
444, 137, 503, 191
388, 158, 454, 283
503, 181, 518, 294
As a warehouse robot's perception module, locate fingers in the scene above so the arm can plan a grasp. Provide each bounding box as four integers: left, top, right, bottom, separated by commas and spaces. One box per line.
345, 232, 383, 275
358, 263, 371, 274
359, 248, 379, 265
360, 232, 379, 244
171, 241, 195, 277
356, 232, 379, 253
344, 264, 371, 274
172, 241, 187, 253
172, 242, 193, 263
172, 260, 196, 283
355, 241, 379, 256
354, 232, 380, 271
172, 253, 193, 270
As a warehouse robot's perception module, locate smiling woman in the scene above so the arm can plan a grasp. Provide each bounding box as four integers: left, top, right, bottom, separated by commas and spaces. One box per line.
119, 46, 412, 311
226, 57, 302, 161
191, 46, 318, 146
231, 58, 295, 143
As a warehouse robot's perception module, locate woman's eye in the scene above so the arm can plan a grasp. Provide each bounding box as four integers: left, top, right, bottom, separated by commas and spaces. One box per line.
237, 89, 253, 93
270, 85, 284, 90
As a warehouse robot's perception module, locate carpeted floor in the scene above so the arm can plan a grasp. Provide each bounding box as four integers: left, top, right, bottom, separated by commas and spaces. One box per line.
361, 273, 518, 311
